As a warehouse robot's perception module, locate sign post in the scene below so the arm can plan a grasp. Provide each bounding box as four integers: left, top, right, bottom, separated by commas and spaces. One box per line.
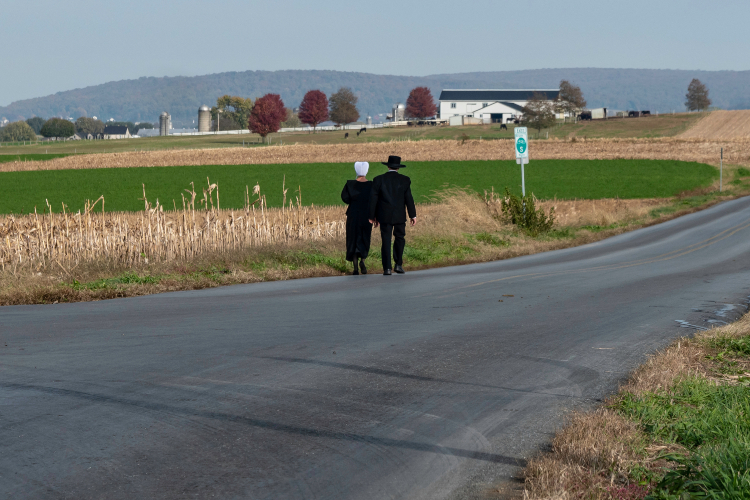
515, 127, 529, 196
720, 148, 723, 192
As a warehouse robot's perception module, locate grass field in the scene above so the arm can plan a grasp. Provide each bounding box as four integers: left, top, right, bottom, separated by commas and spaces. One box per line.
0, 153, 70, 163
0, 159, 717, 214
0, 113, 703, 156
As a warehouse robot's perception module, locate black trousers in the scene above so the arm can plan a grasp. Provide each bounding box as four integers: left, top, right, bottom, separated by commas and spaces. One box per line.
380, 223, 406, 270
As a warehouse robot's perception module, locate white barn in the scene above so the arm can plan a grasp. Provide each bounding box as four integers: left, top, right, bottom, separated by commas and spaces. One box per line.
438, 89, 560, 124
103, 125, 131, 140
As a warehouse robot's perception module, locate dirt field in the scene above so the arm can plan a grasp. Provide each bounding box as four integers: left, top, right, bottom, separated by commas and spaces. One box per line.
1, 138, 748, 173
678, 110, 750, 140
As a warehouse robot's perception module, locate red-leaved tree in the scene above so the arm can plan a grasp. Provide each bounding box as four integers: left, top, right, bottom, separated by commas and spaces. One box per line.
248, 94, 286, 138
298, 90, 329, 132
406, 87, 437, 119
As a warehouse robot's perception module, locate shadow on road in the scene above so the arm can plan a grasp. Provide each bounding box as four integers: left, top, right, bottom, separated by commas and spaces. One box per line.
2, 382, 527, 467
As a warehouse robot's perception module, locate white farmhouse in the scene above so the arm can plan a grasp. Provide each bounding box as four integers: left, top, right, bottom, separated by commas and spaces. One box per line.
103, 125, 131, 140
438, 89, 560, 124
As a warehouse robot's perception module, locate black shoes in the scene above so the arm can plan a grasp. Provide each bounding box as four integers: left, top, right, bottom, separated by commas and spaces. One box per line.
353, 258, 360, 275
383, 269, 392, 275
360, 260, 367, 275
394, 265, 405, 274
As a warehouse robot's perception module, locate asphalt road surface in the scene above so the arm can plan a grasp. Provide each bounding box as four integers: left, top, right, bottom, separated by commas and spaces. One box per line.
4, 197, 750, 499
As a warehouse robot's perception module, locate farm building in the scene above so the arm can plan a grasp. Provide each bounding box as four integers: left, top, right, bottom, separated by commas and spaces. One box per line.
103, 125, 131, 140
438, 89, 560, 124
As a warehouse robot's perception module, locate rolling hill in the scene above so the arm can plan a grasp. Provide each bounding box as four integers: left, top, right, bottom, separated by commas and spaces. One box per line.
1, 68, 748, 127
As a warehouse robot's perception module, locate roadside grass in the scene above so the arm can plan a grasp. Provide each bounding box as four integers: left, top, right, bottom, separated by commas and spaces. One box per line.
521, 308, 750, 500
0, 159, 717, 214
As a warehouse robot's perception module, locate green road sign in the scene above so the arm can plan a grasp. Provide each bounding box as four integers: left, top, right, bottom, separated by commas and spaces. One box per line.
514, 127, 529, 160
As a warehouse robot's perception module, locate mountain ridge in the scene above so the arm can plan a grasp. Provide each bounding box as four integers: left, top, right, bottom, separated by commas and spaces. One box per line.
2, 68, 748, 127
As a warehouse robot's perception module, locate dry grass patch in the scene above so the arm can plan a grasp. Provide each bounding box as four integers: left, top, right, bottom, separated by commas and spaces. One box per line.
520, 315, 750, 500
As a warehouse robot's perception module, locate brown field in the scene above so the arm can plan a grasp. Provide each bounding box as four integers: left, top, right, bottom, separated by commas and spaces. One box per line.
678, 110, 750, 140
2, 137, 749, 172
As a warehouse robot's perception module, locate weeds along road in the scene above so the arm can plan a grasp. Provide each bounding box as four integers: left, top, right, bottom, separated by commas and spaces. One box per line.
3, 197, 750, 499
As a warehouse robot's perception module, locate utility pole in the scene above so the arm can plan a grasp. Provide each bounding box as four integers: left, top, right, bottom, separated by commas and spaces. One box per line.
720, 147, 723, 192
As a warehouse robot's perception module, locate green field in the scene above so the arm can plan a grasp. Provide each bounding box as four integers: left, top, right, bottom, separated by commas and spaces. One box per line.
0, 113, 703, 156
0, 159, 717, 214
0, 153, 71, 163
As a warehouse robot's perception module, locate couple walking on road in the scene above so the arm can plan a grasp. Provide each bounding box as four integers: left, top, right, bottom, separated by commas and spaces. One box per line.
341, 155, 417, 276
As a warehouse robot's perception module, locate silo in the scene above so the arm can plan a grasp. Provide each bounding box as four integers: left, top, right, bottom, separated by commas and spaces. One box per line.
198, 106, 210, 132
392, 103, 405, 122
159, 112, 169, 136
366, 116, 372, 126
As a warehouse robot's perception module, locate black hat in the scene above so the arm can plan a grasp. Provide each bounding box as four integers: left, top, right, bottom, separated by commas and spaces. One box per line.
382, 155, 406, 169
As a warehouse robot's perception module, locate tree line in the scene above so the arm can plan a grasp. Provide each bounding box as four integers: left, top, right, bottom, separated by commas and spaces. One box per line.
0, 115, 154, 142
0, 79, 714, 143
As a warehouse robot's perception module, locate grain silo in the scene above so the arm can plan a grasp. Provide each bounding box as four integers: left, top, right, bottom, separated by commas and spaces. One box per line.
159, 112, 171, 136
392, 103, 405, 122
198, 106, 211, 132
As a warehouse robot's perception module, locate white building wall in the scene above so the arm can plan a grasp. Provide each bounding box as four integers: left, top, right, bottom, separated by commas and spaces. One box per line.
440, 101, 526, 122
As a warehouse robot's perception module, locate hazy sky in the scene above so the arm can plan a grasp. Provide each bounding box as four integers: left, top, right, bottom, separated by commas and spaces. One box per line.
1, 0, 748, 106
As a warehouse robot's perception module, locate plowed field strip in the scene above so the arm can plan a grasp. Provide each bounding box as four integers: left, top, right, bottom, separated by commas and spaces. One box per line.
1, 138, 748, 173
679, 110, 750, 140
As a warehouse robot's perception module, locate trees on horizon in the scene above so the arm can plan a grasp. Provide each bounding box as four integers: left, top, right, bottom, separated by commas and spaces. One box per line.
685, 79, 711, 111
521, 92, 557, 134
248, 94, 286, 138
75, 117, 104, 136
557, 80, 586, 121
212, 95, 254, 130
0, 121, 37, 142
40, 118, 75, 138
298, 90, 329, 131
281, 108, 302, 128
25, 117, 45, 134
405, 87, 436, 119
329, 87, 359, 126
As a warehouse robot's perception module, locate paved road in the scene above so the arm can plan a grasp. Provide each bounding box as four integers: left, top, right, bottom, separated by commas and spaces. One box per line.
3, 197, 750, 499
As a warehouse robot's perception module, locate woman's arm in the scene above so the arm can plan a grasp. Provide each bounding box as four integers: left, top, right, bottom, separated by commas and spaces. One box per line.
341, 183, 351, 204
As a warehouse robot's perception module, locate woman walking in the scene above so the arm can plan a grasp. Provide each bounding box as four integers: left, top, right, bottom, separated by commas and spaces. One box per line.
341, 162, 373, 275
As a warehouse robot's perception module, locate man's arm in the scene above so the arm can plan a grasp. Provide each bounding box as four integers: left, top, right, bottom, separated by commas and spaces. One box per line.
369, 177, 380, 223
405, 180, 417, 220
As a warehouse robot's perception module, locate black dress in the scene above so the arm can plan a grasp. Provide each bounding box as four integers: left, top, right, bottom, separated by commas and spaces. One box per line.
341, 180, 373, 262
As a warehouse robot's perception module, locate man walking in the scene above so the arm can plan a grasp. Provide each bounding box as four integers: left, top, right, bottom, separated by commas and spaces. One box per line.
369, 156, 417, 275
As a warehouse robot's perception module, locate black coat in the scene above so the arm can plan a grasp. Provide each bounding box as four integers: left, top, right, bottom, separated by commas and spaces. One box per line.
341, 180, 373, 261
368, 171, 417, 225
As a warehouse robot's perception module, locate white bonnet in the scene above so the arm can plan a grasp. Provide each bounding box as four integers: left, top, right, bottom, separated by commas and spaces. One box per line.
354, 161, 369, 177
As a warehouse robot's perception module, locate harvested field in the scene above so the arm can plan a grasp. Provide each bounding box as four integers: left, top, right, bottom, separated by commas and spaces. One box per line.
0, 193, 345, 272
678, 110, 750, 140
2, 138, 748, 173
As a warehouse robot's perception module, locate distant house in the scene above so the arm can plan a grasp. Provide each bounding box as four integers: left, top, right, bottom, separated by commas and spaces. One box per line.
76, 132, 103, 140
103, 125, 131, 140
438, 89, 560, 124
